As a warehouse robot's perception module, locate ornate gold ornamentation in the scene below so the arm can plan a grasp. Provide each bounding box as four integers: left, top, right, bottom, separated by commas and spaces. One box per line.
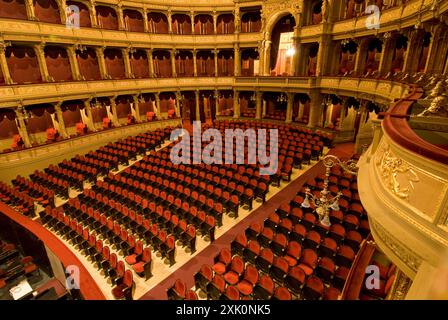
388, 270, 412, 300
376, 144, 419, 200
370, 219, 422, 273
418, 95, 448, 117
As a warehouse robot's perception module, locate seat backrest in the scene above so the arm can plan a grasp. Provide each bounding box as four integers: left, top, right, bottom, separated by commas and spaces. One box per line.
123, 270, 133, 288
219, 248, 232, 264
174, 279, 186, 298
259, 275, 274, 294
142, 247, 151, 263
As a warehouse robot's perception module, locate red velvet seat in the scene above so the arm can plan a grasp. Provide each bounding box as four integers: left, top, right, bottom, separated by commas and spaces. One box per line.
213, 248, 232, 275
194, 264, 213, 292
224, 256, 245, 285
272, 286, 291, 300
285, 265, 305, 295
253, 274, 275, 300
333, 266, 350, 290
317, 256, 336, 281
319, 237, 337, 258
207, 274, 226, 300
336, 245, 355, 268
303, 275, 324, 300
284, 241, 302, 267
237, 264, 259, 296
132, 247, 152, 279
298, 248, 318, 276
324, 286, 341, 300
112, 270, 134, 300
167, 279, 186, 300
223, 285, 240, 300
243, 240, 261, 263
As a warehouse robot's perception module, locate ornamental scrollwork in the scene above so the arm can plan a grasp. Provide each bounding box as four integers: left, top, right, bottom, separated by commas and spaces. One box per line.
376, 144, 419, 200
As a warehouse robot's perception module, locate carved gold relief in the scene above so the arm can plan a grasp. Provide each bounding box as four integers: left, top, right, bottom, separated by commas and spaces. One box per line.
376, 144, 420, 200
370, 219, 423, 273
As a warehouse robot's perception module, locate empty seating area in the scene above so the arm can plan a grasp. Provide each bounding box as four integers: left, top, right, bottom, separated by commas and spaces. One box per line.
166, 154, 372, 300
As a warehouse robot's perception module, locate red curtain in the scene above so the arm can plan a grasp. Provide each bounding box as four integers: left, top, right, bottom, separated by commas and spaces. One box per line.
45, 46, 72, 81
153, 50, 172, 77
217, 14, 234, 34
172, 14, 191, 35
147, 12, 168, 33
138, 94, 154, 115
96, 5, 118, 30
6, 46, 41, 84
91, 105, 107, 123
194, 14, 213, 35
124, 9, 143, 32
130, 50, 149, 79
34, 0, 61, 24
77, 48, 101, 80
159, 93, 175, 112
104, 49, 125, 79
175, 51, 194, 77
0, 109, 18, 139
0, 0, 27, 20
26, 104, 55, 133
67, 1, 90, 27
62, 108, 81, 127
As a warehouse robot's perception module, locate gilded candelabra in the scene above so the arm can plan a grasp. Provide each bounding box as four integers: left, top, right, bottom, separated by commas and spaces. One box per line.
301, 155, 358, 227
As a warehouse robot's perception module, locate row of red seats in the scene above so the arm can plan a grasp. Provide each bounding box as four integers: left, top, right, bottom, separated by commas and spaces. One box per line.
12, 175, 55, 207
0, 182, 35, 216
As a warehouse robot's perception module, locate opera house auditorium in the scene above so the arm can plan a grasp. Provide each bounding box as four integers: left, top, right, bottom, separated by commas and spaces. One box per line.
0, 0, 447, 301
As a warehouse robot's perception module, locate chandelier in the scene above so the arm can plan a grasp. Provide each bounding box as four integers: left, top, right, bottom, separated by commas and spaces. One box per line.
277, 93, 287, 103
301, 155, 358, 227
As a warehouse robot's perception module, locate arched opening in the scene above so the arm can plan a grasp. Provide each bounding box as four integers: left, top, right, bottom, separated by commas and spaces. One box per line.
67, 1, 90, 27
152, 50, 172, 78
217, 90, 234, 116
25, 104, 57, 145
390, 34, 408, 73
159, 92, 176, 118
130, 50, 149, 79
194, 14, 213, 35
0, 0, 27, 20
241, 9, 261, 33
172, 14, 192, 35
96, 5, 118, 30
45, 46, 72, 82
0, 109, 19, 152
34, 0, 61, 24
60, 100, 84, 137
293, 93, 311, 124
262, 92, 287, 121
76, 47, 101, 81
307, 44, 319, 76
217, 14, 234, 34
217, 50, 234, 76
241, 48, 259, 76
115, 95, 133, 125
199, 90, 216, 123
6, 45, 42, 84
364, 37, 382, 75
269, 14, 296, 76
147, 12, 169, 33
239, 91, 256, 118
89, 97, 109, 129
339, 40, 358, 75
180, 91, 196, 124
123, 9, 144, 32
175, 50, 194, 77
104, 48, 125, 79
311, 1, 323, 25
196, 50, 214, 77
418, 32, 431, 72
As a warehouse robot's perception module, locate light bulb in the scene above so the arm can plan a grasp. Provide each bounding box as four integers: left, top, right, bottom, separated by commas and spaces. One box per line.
330, 201, 340, 211
320, 215, 331, 227
301, 196, 310, 208
286, 47, 296, 57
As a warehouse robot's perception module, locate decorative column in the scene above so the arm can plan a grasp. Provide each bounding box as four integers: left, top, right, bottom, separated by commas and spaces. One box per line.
257, 41, 264, 76
55, 103, 68, 138
117, 5, 125, 30
193, 49, 198, 77
213, 11, 218, 34
195, 90, 201, 121
14, 107, 31, 148
234, 6, 240, 34
58, 0, 67, 25
353, 38, 369, 76
25, 0, 36, 21
402, 30, 420, 73
122, 48, 132, 78
263, 40, 271, 76
262, 99, 267, 118
109, 97, 120, 126
83, 99, 96, 131
154, 93, 160, 118
255, 90, 262, 120
316, 34, 331, 76
234, 44, 240, 76
175, 91, 182, 118
88, 0, 98, 27
142, 8, 149, 32
190, 11, 195, 34
170, 49, 177, 77
213, 48, 218, 77
34, 44, 51, 82
167, 9, 173, 34
95, 47, 108, 79
146, 49, 155, 77
66, 46, 81, 80
286, 92, 294, 123
132, 95, 141, 122
0, 42, 13, 84
233, 89, 240, 118
308, 91, 323, 127
378, 36, 394, 76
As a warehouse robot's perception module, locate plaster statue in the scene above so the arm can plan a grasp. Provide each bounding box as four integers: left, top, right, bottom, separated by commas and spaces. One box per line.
418, 95, 448, 117
425, 80, 446, 99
